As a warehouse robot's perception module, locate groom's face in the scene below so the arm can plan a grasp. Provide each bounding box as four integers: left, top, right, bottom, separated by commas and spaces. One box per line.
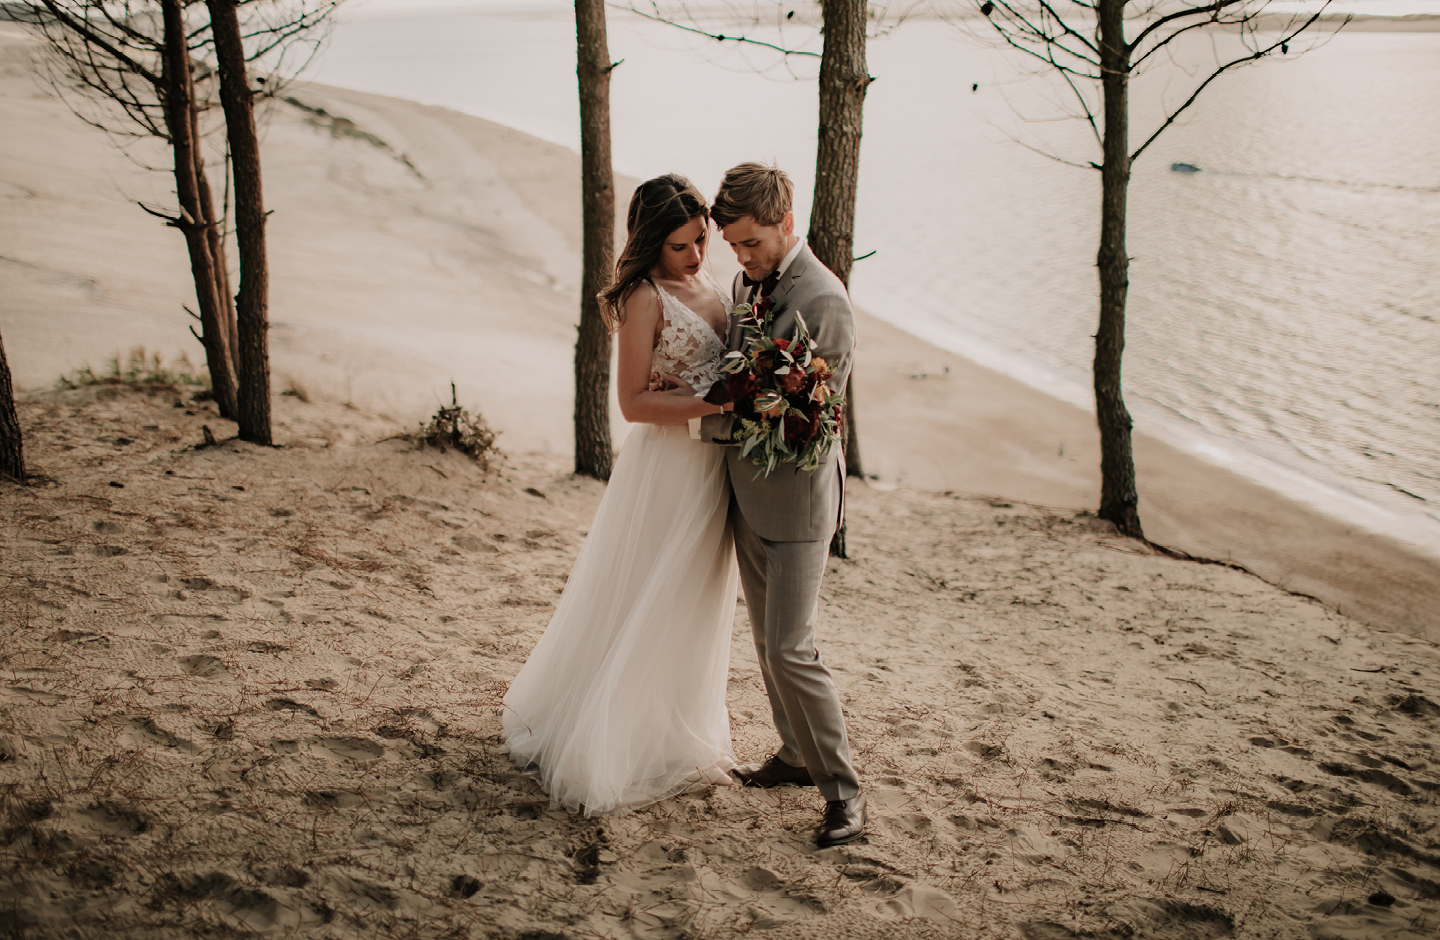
721, 213, 795, 281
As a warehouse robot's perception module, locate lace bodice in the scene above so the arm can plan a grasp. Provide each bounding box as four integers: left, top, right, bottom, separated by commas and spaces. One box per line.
651, 275, 729, 396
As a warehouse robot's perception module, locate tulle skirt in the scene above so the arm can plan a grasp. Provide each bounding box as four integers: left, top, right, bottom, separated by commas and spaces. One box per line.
502, 423, 739, 815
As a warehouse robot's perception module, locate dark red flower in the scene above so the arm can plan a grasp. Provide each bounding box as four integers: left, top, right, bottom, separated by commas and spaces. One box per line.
783, 411, 811, 445
773, 337, 791, 352
776, 369, 806, 395
727, 371, 758, 402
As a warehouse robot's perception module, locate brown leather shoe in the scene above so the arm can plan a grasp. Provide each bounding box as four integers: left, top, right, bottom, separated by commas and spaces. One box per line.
815, 794, 867, 848
732, 755, 815, 789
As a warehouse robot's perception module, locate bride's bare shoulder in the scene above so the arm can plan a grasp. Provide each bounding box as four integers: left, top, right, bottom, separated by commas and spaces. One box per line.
618, 279, 664, 343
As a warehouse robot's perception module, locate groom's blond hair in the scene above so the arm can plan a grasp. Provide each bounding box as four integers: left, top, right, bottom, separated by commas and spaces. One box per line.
711, 162, 793, 228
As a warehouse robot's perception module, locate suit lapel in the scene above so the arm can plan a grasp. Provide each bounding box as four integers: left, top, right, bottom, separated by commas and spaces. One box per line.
769, 246, 809, 336
727, 272, 747, 349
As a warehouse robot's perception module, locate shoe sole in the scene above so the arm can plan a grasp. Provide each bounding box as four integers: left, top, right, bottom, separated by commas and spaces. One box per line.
815, 828, 865, 849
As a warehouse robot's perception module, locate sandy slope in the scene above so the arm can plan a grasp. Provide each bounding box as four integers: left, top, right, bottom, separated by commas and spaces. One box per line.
2, 385, 1439, 940
3, 27, 1437, 642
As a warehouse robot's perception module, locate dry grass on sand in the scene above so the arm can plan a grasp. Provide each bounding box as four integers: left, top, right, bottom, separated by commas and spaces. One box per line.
1, 386, 1438, 939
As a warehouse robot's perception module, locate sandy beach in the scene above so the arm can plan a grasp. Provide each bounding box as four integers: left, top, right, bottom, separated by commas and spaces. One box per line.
3, 24, 1440, 939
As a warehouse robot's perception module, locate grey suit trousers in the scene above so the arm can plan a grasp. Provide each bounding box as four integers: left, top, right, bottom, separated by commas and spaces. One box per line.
732, 499, 860, 802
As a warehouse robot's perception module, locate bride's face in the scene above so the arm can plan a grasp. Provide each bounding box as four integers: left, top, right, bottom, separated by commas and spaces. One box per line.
654, 216, 707, 280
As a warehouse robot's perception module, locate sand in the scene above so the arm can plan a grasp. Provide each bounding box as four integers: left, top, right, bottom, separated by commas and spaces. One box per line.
3, 384, 1439, 940
2, 25, 1440, 940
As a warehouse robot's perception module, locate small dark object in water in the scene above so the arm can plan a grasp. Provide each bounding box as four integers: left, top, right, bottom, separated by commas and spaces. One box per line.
1368, 891, 1395, 907
972, 82, 979, 92
1171, 162, 1201, 173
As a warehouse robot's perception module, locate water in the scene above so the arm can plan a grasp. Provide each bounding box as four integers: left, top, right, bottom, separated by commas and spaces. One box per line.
309, 2, 1440, 555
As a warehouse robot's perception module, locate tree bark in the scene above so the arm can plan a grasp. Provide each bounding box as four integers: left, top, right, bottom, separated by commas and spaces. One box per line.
808, 0, 871, 557
0, 329, 23, 483
191, 92, 238, 374
208, 0, 272, 445
160, 0, 238, 421
573, 0, 615, 480
1094, 0, 1142, 537
808, 0, 870, 486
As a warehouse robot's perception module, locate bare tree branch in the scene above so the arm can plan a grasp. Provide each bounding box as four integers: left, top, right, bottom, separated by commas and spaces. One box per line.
1129, 9, 1331, 163
612, 2, 822, 58
1127, 0, 1244, 54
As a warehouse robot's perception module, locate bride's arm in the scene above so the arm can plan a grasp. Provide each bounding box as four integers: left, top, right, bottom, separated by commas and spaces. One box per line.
616, 284, 732, 426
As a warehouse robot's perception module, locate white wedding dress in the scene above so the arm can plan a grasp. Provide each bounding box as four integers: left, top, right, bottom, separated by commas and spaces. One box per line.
502, 276, 739, 815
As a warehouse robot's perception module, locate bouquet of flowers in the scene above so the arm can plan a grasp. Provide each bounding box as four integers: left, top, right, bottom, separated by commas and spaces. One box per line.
719, 300, 845, 476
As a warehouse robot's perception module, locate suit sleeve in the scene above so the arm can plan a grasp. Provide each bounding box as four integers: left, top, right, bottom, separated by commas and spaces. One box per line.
802, 290, 856, 396
698, 410, 734, 443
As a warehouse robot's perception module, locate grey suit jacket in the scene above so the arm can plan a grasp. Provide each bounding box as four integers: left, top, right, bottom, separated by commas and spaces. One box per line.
700, 244, 855, 542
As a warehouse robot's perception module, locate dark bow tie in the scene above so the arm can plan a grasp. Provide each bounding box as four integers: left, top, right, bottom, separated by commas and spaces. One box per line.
741, 270, 781, 298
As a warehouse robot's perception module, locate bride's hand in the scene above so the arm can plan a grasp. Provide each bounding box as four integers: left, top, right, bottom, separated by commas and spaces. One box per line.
651, 373, 695, 396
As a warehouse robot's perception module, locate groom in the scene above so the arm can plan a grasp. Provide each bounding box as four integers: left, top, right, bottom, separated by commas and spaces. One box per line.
700, 163, 865, 848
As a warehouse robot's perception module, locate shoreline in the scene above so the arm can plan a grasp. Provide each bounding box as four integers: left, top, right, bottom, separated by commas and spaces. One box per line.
854, 292, 1440, 566
853, 311, 1440, 640
1, 29, 1436, 640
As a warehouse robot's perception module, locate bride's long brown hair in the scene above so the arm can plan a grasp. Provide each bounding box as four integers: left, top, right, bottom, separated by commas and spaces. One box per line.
599, 174, 709, 331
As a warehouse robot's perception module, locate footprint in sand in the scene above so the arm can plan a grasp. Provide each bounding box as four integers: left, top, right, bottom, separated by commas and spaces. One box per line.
119, 717, 197, 752
452, 535, 500, 554
303, 790, 366, 811
151, 871, 291, 931
1319, 758, 1416, 796
178, 654, 228, 678
1022, 898, 1233, 939
857, 877, 958, 925
1391, 692, 1440, 719
50, 630, 109, 650
264, 698, 319, 717
312, 736, 387, 763
78, 799, 149, 837
179, 577, 251, 603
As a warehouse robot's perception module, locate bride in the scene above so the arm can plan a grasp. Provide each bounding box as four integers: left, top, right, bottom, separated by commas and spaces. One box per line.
502, 174, 739, 815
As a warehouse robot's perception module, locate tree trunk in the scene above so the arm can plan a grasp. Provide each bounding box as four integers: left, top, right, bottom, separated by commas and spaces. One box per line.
572, 0, 615, 480
195, 157, 238, 371
1094, 0, 1142, 538
191, 92, 238, 374
808, 0, 870, 486
208, 0, 272, 446
809, 0, 870, 557
220, 153, 240, 370
0, 329, 23, 483
160, 0, 238, 421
